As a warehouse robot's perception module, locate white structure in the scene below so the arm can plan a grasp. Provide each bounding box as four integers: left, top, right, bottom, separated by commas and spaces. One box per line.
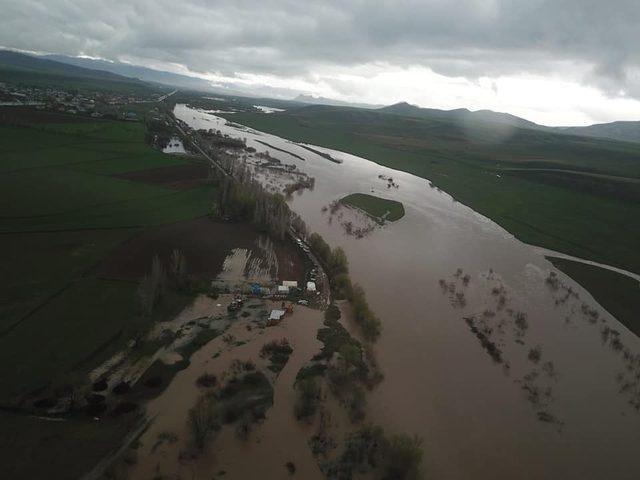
277, 285, 290, 294
269, 310, 286, 321
282, 280, 298, 288
306, 281, 317, 292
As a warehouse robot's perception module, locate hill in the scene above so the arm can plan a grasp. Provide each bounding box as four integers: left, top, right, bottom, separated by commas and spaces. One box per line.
560, 121, 640, 144
379, 101, 640, 144
43, 54, 215, 92
294, 94, 382, 109
378, 101, 543, 130
0, 50, 157, 93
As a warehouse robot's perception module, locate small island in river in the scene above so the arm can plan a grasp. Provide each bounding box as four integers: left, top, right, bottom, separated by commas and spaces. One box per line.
340, 193, 405, 223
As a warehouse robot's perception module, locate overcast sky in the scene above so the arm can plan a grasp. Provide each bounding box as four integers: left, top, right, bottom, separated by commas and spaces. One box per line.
2, 0, 640, 125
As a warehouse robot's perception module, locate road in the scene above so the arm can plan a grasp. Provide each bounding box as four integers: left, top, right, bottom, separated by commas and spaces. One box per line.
156, 89, 177, 102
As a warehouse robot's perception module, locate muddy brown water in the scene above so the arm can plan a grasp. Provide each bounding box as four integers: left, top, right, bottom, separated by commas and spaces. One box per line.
175, 104, 640, 480
126, 300, 326, 479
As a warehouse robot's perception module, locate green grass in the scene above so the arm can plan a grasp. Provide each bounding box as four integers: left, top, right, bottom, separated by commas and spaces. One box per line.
341, 193, 405, 222
226, 107, 640, 274
0, 100, 219, 476
0, 278, 193, 403
0, 229, 137, 331
0, 410, 135, 480
548, 258, 640, 337
0, 112, 217, 404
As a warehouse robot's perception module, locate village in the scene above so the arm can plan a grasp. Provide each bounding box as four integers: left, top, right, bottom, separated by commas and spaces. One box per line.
0, 80, 163, 119
223, 232, 329, 326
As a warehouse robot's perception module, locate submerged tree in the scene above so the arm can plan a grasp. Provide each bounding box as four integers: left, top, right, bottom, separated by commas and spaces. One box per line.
188, 394, 219, 451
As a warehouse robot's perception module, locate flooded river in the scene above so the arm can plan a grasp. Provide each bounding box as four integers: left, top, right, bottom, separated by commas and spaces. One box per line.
175, 104, 640, 480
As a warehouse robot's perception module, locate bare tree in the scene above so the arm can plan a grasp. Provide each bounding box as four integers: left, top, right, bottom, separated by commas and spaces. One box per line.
137, 254, 167, 316
169, 249, 188, 290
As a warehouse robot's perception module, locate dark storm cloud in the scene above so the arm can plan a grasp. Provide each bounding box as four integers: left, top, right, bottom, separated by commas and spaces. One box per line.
1, 0, 639, 97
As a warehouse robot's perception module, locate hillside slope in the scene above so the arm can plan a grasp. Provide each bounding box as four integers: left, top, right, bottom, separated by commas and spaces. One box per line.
560, 121, 640, 144
0, 50, 156, 93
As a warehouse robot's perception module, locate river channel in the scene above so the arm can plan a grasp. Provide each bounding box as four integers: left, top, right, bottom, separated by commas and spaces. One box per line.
175, 103, 640, 480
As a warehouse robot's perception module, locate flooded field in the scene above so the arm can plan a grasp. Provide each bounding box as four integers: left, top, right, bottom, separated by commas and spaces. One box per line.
121, 296, 327, 479
175, 103, 640, 480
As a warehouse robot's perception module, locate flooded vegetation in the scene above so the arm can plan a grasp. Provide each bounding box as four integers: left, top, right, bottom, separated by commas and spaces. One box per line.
169, 103, 640, 480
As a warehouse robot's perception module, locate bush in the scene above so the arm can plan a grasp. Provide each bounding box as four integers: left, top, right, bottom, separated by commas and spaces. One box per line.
188, 394, 219, 451
196, 373, 217, 388
294, 378, 321, 420
382, 434, 424, 480
349, 284, 382, 341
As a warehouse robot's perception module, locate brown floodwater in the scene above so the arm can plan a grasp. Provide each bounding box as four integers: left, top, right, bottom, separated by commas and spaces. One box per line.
126, 297, 327, 479
175, 104, 640, 480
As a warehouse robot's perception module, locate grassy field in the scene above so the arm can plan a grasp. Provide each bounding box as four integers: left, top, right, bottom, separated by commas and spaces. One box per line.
227, 106, 640, 275
0, 109, 218, 399
548, 258, 640, 337
0, 105, 223, 477
0, 410, 136, 480
341, 193, 405, 222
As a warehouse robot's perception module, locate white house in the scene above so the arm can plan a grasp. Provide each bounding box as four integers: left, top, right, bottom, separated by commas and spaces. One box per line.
269, 309, 286, 321
282, 280, 298, 288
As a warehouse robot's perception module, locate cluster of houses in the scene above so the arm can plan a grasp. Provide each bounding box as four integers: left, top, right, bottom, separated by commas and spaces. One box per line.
0, 81, 158, 118
275, 280, 316, 295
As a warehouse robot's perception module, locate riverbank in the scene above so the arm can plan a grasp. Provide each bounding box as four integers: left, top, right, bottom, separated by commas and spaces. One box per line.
224, 107, 640, 276
548, 257, 640, 337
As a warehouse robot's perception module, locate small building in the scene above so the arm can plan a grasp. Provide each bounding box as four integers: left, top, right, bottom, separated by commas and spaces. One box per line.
306, 281, 317, 292
269, 309, 286, 322
282, 280, 298, 288
277, 285, 290, 294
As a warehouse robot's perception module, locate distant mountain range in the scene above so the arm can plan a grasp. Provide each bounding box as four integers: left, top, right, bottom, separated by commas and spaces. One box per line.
378, 102, 640, 144
1, 49, 638, 143
0, 49, 155, 93
293, 94, 383, 110
558, 121, 640, 144
42, 54, 216, 92
379, 101, 541, 129
0, 50, 145, 84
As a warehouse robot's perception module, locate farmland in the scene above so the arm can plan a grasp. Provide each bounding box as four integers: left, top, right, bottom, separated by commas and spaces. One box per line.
0, 108, 218, 401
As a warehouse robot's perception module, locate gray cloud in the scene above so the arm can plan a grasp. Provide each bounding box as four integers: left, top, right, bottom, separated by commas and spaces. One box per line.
1, 0, 639, 99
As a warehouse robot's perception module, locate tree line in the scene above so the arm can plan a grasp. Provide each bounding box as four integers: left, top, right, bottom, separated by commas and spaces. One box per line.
213, 162, 307, 241
307, 233, 382, 341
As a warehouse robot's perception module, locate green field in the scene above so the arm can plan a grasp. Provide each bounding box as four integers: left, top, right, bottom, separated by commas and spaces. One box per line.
226, 106, 640, 275
548, 258, 640, 337
0, 410, 136, 480
0, 110, 217, 400
0, 105, 221, 477
341, 193, 405, 222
